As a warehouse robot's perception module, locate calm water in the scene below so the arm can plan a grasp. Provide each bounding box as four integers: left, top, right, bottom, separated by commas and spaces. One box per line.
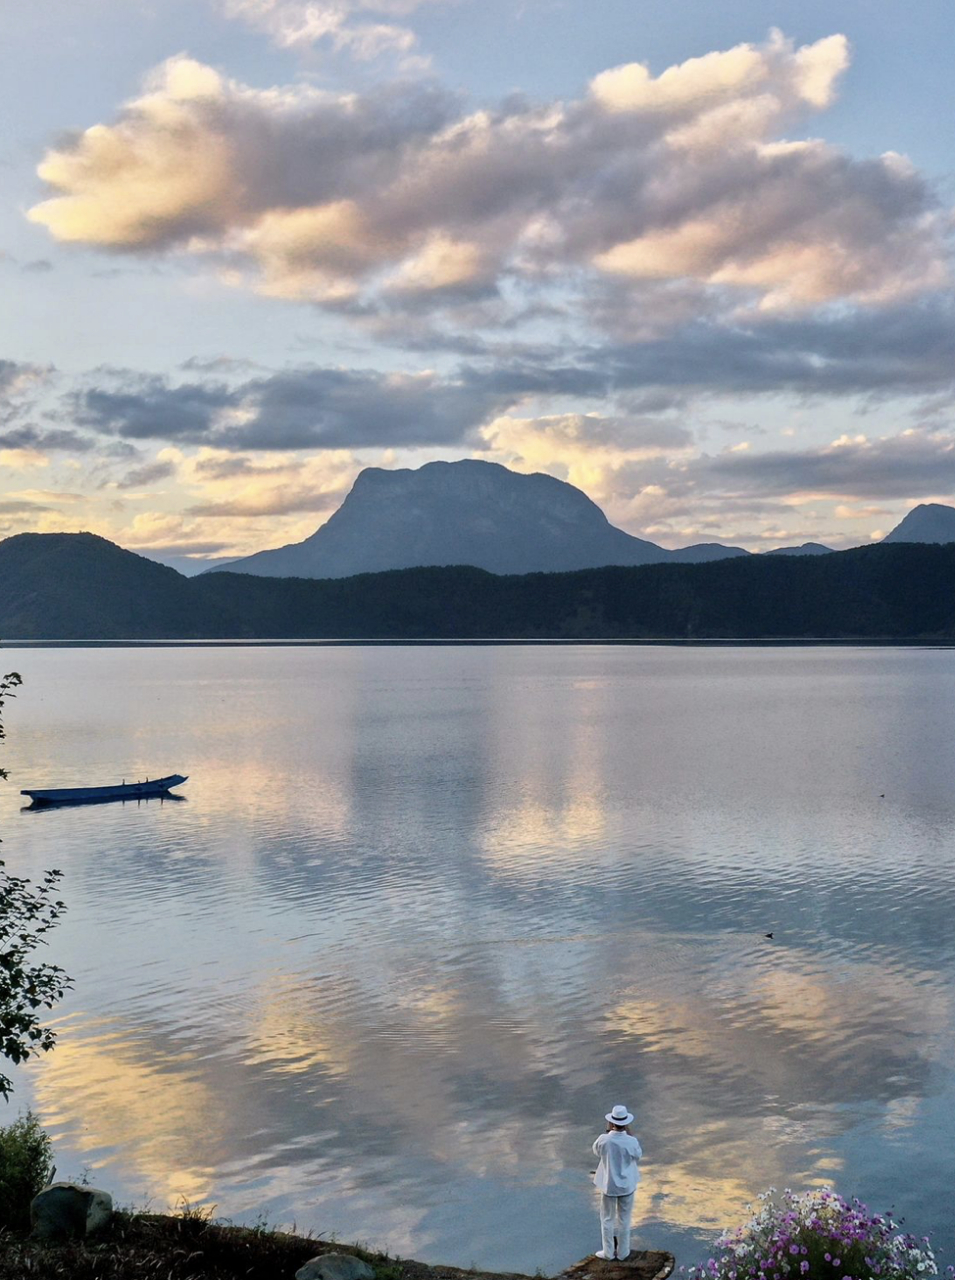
2, 645, 955, 1274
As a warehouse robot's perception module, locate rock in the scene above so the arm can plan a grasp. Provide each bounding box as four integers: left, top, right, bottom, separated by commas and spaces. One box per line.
296, 1251, 377, 1280
30, 1181, 113, 1241
555, 1251, 675, 1280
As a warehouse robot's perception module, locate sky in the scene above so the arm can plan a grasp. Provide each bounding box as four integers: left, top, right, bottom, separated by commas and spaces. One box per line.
2, 0, 954, 571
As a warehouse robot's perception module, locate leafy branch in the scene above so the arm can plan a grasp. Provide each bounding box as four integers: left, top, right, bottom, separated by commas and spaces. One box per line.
0, 660, 72, 1099
0, 670, 21, 784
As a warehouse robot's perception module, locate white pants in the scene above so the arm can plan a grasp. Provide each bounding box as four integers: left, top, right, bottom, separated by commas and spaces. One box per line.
600, 1191, 635, 1259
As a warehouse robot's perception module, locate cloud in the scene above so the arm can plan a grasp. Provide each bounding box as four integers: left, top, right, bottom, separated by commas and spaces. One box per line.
834, 503, 891, 520
60, 289, 955, 470
590, 28, 847, 115
602, 297, 955, 399
0, 498, 54, 514
136, 539, 236, 556
478, 411, 696, 529
181, 446, 356, 517
29, 60, 455, 255
218, 0, 440, 59
0, 364, 67, 461
68, 364, 512, 450
237, 364, 505, 448
687, 425, 955, 501
0, 359, 53, 403
0, 450, 49, 471
73, 376, 232, 440
29, 32, 951, 318
179, 355, 262, 374
0, 425, 95, 453
115, 458, 178, 488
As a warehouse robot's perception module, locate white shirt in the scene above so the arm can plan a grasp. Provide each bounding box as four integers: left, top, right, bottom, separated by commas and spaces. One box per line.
592, 1130, 643, 1195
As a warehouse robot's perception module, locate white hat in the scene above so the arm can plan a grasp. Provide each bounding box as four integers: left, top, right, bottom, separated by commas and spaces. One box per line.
605, 1104, 634, 1125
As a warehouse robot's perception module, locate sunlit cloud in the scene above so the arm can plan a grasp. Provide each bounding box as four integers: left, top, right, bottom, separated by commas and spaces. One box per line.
0, 450, 50, 471
481, 411, 693, 508
29, 33, 950, 319
218, 0, 444, 61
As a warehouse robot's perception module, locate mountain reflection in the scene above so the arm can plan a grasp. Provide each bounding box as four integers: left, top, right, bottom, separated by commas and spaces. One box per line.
5, 644, 955, 1275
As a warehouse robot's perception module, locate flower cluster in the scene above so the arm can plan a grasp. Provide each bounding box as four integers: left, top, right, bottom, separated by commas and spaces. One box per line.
683, 1188, 952, 1280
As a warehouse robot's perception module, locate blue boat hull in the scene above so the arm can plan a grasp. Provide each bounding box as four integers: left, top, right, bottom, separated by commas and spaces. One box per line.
21, 774, 188, 807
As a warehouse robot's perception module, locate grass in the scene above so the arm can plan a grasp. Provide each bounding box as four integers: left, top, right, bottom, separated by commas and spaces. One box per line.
0, 1205, 371, 1280
0, 1201, 556, 1280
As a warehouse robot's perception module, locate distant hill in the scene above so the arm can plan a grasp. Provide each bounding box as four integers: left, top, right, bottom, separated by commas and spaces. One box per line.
0, 533, 233, 639
1, 532, 953, 640
765, 543, 834, 556
207, 460, 748, 578
882, 503, 955, 545
667, 543, 751, 563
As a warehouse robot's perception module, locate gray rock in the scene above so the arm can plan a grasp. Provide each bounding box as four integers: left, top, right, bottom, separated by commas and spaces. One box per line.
296, 1251, 377, 1280
30, 1181, 113, 1241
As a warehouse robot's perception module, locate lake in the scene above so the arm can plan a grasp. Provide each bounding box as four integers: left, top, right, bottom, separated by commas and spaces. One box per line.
2, 644, 954, 1275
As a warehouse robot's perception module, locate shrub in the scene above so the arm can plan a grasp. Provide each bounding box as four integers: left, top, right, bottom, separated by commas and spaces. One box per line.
0, 1111, 55, 1233
685, 1188, 952, 1280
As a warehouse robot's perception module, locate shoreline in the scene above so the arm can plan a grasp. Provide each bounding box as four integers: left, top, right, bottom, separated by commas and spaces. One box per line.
3, 1209, 677, 1280
3, 636, 953, 648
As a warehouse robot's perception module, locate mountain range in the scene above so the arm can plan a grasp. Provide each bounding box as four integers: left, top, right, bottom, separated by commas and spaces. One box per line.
1, 532, 954, 640
204, 460, 955, 581
0, 461, 953, 640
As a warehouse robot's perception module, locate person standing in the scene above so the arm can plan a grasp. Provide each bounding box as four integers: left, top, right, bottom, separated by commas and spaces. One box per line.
592, 1104, 642, 1260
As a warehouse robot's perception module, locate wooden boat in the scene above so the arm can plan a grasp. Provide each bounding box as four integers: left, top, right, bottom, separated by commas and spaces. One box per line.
21, 773, 188, 807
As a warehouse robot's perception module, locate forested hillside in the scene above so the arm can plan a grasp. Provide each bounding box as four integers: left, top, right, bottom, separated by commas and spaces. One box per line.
1, 533, 953, 640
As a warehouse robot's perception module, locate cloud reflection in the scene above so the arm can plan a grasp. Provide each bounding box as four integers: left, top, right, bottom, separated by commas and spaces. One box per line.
29, 1016, 221, 1204
7, 645, 955, 1270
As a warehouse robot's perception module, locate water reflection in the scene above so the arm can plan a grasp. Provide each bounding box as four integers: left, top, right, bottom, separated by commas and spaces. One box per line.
32, 1015, 221, 1204
2, 645, 954, 1274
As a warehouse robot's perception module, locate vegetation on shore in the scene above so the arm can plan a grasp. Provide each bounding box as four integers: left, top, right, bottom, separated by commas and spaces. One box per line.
0, 1112, 54, 1234
0, 1205, 372, 1280
0, 1201, 680, 1280
682, 1188, 951, 1280
0, 1192, 558, 1280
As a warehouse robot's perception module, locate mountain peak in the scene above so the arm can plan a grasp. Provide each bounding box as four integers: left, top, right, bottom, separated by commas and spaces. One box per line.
350, 459, 609, 520
882, 503, 955, 545
210, 459, 746, 580
765, 542, 834, 557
